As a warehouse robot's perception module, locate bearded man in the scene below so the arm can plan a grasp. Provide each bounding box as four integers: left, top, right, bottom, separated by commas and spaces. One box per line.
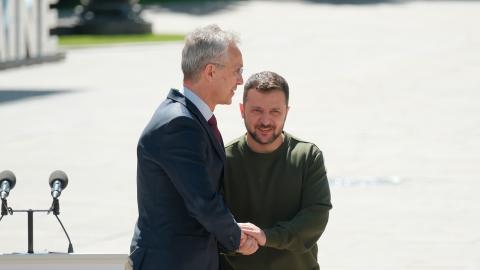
221, 71, 332, 270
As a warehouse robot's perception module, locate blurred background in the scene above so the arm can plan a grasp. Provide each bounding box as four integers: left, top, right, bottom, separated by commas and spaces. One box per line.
1, 0, 480, 269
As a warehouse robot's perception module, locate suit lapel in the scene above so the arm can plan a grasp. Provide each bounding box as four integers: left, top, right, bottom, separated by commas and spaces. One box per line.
167, 89, 226, 161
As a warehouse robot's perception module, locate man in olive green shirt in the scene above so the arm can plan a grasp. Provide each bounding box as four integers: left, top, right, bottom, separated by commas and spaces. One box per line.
221, 71, 332, 270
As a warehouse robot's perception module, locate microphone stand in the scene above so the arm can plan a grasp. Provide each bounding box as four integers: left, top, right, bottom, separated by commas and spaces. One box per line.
7, 199, 74, 254
50, 198, 74, 253
10, 208, 50, 254
1, 199, 10, 221
1, 199, 9, 216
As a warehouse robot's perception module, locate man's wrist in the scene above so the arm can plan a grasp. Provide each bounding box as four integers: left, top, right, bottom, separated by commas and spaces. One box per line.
263, 229, 276, 247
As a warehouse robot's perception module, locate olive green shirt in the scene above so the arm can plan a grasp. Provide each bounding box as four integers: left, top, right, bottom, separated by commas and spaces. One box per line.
221, 132, 332, 270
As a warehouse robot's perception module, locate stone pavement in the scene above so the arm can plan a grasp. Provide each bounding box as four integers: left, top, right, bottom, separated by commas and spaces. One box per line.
1, 1, 480, 269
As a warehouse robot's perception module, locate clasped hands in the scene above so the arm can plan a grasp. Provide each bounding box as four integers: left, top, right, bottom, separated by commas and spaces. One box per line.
236, 223, 266, 255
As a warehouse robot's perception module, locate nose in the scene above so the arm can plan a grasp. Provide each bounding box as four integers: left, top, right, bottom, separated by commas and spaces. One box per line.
260, 113, 270, 125
237, 74, 243, 85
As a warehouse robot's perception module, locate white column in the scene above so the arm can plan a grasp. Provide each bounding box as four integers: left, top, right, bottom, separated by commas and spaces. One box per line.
0, 0, 17, 62
16, 0, 40, 59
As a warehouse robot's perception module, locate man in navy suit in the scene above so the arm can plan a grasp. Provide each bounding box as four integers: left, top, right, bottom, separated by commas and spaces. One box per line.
128, 25, 258, 270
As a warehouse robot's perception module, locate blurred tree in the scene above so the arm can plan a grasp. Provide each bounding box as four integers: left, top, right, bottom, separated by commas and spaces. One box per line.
73, 0, 152, 34
56, 0, 81, 8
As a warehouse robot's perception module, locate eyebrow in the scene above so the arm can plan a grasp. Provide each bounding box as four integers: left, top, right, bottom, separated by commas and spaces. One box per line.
249, 106, 282, 110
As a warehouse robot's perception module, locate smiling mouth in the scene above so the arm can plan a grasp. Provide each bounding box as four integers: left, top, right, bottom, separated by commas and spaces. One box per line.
258, 127, 273, 133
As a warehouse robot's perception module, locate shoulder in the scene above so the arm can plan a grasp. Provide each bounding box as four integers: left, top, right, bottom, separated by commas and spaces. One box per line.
140, 99, 202, 143
285, 132, 324, 161
286, 132, 322, 153
153, 98, 194, 124
224, 135, 245, 157
284, 133, 328, 179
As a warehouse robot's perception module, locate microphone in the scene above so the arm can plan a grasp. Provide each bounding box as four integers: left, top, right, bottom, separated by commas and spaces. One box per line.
48, 170, 74, 253
49, 170, 68, 199
0, 170, 16, 200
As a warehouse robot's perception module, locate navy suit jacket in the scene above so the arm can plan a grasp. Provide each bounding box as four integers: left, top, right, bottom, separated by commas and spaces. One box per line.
130, 89, 241, 270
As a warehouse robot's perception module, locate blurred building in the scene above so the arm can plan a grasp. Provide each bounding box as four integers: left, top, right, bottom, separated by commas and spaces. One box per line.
0, 0, 64, 70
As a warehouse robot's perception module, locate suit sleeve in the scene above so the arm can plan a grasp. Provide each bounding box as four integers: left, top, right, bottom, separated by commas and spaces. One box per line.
263, 147, 332, 253
140, 116, 241, 252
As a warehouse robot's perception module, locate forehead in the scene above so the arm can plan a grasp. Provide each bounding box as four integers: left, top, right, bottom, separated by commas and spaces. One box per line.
225, 44, 243, 64
245, 88, 287, 107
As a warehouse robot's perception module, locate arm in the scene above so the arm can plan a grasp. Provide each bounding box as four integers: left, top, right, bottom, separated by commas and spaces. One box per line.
141, 116, 241, 252
219, 230, 259, 256
241, 148, 332, 253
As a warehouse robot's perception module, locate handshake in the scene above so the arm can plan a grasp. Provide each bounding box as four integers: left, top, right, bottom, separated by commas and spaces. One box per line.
236, 223, 266, 255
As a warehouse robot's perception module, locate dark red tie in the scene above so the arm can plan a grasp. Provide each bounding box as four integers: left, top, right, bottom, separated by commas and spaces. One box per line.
208, 114, 223, 146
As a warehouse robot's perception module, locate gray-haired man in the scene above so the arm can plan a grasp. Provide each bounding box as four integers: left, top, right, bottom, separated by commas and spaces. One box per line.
128, 25, 258, 270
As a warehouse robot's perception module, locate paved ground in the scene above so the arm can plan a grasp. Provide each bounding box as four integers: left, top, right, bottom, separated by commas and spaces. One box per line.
1, 1, 480, 269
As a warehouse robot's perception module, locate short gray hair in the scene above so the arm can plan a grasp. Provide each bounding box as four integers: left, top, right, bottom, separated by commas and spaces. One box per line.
182, 24, 239, 81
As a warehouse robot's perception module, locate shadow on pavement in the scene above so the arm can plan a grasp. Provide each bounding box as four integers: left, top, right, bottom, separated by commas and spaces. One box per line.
0, 89, 73, 104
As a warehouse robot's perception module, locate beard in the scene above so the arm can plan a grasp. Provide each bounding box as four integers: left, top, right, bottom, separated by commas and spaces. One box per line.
246, 123, 284, 145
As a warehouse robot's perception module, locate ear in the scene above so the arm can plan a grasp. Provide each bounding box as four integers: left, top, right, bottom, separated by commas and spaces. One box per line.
240, 103, 245, 119
203, 63, 216, 81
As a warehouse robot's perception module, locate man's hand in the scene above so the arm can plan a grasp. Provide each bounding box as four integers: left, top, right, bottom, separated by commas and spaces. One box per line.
237, 230, 258, 255
239, 230, 247, 247
239, 223, 266, 246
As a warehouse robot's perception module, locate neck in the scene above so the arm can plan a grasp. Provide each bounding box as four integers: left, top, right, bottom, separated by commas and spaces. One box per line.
245, 133, 285, 154
183, 81, 216, 111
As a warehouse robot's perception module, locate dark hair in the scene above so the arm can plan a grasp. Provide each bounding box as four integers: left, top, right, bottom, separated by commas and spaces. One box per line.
243, 71, 289, 105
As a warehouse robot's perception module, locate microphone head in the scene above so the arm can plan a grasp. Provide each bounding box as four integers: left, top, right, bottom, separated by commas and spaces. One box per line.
0, 170, 16, 189
49, 170, 69, 189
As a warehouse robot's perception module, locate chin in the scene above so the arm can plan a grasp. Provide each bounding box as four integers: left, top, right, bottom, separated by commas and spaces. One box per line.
260, 138, 275, 144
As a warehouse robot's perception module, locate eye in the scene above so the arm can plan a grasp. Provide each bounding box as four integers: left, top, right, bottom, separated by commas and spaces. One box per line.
236, 67, 243, 76
271, 110, 281, 115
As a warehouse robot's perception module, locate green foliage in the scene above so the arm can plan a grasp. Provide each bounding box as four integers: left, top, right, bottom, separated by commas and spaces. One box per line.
59, 34, 185, 46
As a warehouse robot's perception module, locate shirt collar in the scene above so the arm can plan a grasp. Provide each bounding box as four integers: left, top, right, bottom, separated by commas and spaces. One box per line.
180, 86, 213, 121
